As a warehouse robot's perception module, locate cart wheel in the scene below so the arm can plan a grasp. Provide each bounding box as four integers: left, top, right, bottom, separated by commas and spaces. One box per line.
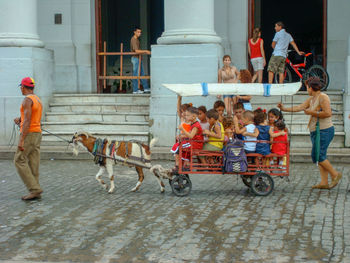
241, 175, 252, 187
169, 170, 179, 186
171, 174, 192, 196
250, 172, 274, 196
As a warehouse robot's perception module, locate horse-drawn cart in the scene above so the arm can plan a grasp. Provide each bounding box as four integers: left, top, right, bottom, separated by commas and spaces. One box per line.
163, 82, 300, 197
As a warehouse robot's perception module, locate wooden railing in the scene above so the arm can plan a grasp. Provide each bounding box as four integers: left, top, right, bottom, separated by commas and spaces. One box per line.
97, 41, 151, 92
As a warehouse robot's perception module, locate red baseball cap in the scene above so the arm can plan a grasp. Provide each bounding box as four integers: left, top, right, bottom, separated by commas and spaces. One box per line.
19, 77, 35, 88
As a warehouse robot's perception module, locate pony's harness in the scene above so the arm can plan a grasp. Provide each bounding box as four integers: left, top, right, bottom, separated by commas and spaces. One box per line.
125, 140, 151, 164
92, 138, 150, 165
92, 138, 108, 165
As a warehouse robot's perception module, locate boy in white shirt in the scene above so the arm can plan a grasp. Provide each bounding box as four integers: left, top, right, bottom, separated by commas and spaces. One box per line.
235, 111, 258, 153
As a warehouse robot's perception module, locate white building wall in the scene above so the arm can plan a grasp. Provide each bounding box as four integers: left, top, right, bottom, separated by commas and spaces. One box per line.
327, 0, 350, 91
0, 0, 54, 145
38, 0, 93, 93
214, 0, 248, 70
328, 0, 350, 146
345, 36, 350, 147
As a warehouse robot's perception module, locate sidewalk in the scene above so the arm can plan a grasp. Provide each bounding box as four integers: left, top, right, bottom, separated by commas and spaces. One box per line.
0, 160, 349, 262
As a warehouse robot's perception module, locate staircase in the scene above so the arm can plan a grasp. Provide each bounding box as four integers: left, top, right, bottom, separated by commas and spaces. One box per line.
41, 94, 150, 146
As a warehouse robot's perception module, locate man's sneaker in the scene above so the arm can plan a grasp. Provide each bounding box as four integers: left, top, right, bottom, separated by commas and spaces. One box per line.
133, 90, 144, 94
143, 89, 151, 94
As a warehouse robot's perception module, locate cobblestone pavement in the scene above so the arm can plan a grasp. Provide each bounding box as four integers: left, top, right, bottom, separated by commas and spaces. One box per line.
0, 160, 349, 263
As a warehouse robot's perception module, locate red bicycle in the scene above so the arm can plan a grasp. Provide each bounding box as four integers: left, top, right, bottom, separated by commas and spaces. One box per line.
275, 50, 329, 90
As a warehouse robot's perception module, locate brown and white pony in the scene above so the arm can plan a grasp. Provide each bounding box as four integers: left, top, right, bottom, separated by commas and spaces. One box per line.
71, 132, 171, 193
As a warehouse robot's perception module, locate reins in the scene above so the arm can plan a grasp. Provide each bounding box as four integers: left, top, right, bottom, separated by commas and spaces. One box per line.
8, 123, 20, 149
41, 127, 73, 144
9, 123, 72, 149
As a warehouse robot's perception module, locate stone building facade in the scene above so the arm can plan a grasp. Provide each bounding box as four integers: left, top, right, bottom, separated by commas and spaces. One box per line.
0, 0, 349, 147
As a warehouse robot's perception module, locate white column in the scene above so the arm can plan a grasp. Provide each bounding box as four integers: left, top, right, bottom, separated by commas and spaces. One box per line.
344, 35, 350, 147
0, 0, 44, 47
157, 0, 221, 44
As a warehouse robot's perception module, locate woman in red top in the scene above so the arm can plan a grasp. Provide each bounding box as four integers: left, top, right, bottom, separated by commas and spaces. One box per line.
248, 28, 266, 83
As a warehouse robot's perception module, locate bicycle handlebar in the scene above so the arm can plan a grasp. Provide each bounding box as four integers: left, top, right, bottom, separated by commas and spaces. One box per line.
287, 50, 311, 57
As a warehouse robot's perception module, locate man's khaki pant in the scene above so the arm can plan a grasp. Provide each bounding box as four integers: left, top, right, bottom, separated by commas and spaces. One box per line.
14, 132, 42, 194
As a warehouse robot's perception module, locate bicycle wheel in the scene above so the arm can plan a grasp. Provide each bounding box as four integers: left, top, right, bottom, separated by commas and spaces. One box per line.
274, 67, 292, 83
305, 65, 329, 91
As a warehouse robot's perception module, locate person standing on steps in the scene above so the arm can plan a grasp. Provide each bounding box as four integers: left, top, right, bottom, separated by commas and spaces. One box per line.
217, 55, 240, 117
130, 26, 151, 94
268, 21, 304, 84
14, 77, 43, 200
248, 28, 266, 83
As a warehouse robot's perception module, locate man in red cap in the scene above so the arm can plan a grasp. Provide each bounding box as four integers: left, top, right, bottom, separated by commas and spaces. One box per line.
14, 77, 43, 200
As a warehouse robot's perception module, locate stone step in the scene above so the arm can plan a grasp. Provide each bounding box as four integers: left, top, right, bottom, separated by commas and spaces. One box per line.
41, 131, 149, 146
286, 121, 343, 132
288, 132, 344, 147
281, 112, 343, 122
52, 93, 150, 104
49, 103, 149, 113
250, 101, 343, 111
45, 112, 149, 122
250, 95, 343, 105
42, 121, 149, 132
250, 93, 343, 104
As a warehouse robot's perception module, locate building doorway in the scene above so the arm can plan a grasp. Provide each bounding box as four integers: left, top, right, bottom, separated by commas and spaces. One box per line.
95, 0, 164, 93
249, 0, 326, 82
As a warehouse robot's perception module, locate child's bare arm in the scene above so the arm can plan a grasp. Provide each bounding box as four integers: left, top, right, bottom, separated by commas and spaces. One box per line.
243, 128, 259, 138
212, 124, 222, 139
177, 96, 182, 118
270, 130, 286, 138
203, 125, 222, 139
181, 127, 198, 139
236, 126, 246, 135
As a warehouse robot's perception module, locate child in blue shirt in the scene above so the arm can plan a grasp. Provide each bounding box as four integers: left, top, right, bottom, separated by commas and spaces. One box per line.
254, 110, 271, 155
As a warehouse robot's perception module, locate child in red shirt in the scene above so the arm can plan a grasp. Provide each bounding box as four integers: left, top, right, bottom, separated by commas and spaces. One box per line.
173, 107, 204, 171
271, 120, 288, 167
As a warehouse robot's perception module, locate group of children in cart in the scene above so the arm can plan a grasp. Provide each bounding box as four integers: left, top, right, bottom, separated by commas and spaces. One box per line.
171, 98, 289, 172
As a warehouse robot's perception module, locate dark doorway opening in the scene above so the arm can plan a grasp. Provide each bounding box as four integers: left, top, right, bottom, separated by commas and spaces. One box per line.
95, 0, 164, 93
249, 0, 326, 82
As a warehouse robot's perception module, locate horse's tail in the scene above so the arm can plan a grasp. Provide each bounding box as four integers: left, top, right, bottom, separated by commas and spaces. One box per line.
149, 137, 158, 149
